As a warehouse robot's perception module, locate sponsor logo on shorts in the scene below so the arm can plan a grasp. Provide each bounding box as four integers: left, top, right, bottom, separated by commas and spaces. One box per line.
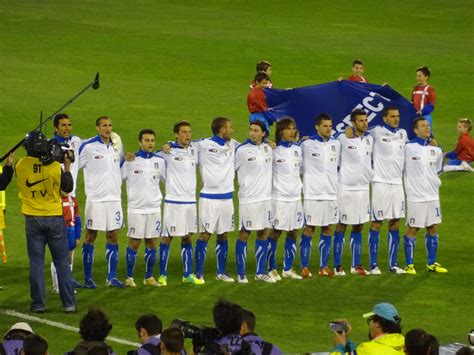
129, 227, 135, 235
307, 215, 311, 222
341, 214, 347, 221
378, 210, 383, 218
205, 223, 210, 230
87, 219, 93, 227
246, 221, 252, 228
170, 226, 176, 233
94, 155, 104, 160
273, 219, 279, 227
409, 218, 416, 225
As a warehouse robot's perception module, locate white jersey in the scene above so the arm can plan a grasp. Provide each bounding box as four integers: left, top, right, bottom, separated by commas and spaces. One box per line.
158, 142, 198, 203
235, 139, 272, 204
121, 150, 166, 214
79, 135, 123, 202
337, 132, 373, 191
272, 141, 302, 202
301, 134, 340, 200
404, 137, 443, 202
368, 124, 407, 185
197, 136, 238, 198
54, 134, 82, 197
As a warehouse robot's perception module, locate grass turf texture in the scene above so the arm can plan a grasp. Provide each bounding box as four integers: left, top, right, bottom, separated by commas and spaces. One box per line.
0, 0, 473, 352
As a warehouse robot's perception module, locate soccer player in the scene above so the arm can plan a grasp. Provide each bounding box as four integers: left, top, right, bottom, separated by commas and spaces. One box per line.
247, 72, 277, 132
403, 117, 447, 274
366, 107, 408, 274
122, 129, 166, 287
158, 121, 203, 285
195, 117, 238, 282
443, 118, 474, 172
79, 116, 125, 288
267, 117, 304, 280
234, 120, 274, 283
299, 113, 340, 277
334, 108, 373, 276
412, 66, 436, 127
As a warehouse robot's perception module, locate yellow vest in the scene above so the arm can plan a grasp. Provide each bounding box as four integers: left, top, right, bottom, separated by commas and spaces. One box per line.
15, 157, 62, 216
0, 165, 6, 228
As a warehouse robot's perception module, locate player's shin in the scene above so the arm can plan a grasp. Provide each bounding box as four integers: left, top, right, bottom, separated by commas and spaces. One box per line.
82, 244, 94, 281
319, 234, 331, 268
267, 237, 278, 271
126, 247, 138, 278
404, 236, 416, 265
181, 243, 193, 277
105, 243, 119, 280
300, 234, 312, 268
216, 239, 228, 274
255, 239, 268, 275
388, 230, 400, 267
144, 247, 157, 279
195, 239, 208, 276
235, 239, 247, 275
333, 231, 345, 268
368, 229, 380, 267
350, 232, 362, 267
159, 242, 170, 276
425, 234, 439, 265
283, 236, 296, 271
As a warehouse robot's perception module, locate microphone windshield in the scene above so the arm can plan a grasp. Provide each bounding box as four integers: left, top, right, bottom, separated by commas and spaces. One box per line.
92, 72, 100, 89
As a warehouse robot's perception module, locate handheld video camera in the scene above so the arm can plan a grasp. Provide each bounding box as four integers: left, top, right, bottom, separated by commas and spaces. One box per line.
23, 131, 75, 165
171, 319, 220, 351
329, 321, 349, 334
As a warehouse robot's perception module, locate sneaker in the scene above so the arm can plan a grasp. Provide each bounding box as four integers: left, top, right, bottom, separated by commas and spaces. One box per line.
388, 265, 407, 274
195, 273, 206, 284
72, 279, 83, 288
461, 161, 474, 172
351, 265, 370, 275
301, 267, 313, 278
158, 275, 167, 286
370, 266, 382, 275
106, 278, 125, 288
318, 267, 334, 277
64, 306, 77, 314
269, 269, 281, 281
143, 277, 161, 287
282, 269, 303, 280
237, 274, 249, 284
427, 263, 448, 273
216, 273, 235, 282
51, 287, 59, 294
182, 274, 205, 285
30, 308, 45, 314
334, 266, 346, 276
83, 279, 97, 289
125, 277, 137, 288
255, 273, 277, 283
405, 264, 417, 275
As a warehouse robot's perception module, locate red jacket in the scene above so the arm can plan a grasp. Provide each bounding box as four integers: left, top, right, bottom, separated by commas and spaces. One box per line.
247, 87, 267, 113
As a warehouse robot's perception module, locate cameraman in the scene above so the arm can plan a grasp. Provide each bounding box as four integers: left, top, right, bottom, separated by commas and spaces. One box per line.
240, 309, 282, 355
15, 130, 76, 313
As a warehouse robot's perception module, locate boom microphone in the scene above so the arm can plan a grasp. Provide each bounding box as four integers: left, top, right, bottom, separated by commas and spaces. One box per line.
92, 72, 100, 90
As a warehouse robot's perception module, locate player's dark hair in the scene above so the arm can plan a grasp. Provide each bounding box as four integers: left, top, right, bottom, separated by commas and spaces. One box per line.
173, 120, 191, 134
79, 309, 112, 342
416, 66, 431, 77
250, 120, 267, 136
315, 113, 332, 126
135, 314, 162, 336
405, 329, 431, 355
256, 60, 272, 73
458, 118, 472, 132
372, 315, 402, 334
350, 108, 367, 122
275, 117, 297, 143
352, 59, 364, 66
54, 113, 70, 128
96, 116, 110, 126
22, 334, 48, 355
213, 299, 243, 336
455, 346, 474, 355
412, 117, 427, 130
138, 129, 156, 141
161, 327, 184, 353
383, 106, 399, 117
428, 334, 440, 355
211, 116, 231, 135
241, 309, 256, 332
254, 72, 270, 83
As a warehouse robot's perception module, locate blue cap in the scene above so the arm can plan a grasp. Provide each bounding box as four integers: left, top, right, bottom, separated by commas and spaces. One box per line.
363, 303, 400, 323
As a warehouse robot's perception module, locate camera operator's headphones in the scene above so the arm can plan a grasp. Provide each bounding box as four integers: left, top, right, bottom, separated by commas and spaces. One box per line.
23, 130, 54, 165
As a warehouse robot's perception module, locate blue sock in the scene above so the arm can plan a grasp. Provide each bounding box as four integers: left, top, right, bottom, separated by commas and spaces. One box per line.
318, 234, 331, 268
82, 244, 94, 281
144, 248, 156, 279
350, 232, 362, 267
425, 234, 439, 265
235, 240, 247, 275
388, 229, 400, 268
159, 243, 170, 276
267, 238, 278, 271
126, 247, 137, 278
216, 239, 228, 274
195, 239, 208, 276
105, 243, 118, 280
333, 231, 345, 268
181, 243, 193, 277
283, 237, 296, 271
299, 234, 312, 268
404, 236, 416, 265
368, 229, 380, 267
255, 239, 268, 275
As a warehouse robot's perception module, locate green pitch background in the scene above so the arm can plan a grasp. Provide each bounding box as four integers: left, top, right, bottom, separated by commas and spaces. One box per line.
1, 0, 473, 352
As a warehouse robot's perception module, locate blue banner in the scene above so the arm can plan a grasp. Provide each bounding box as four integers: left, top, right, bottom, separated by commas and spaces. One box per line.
265, 80, 418, 138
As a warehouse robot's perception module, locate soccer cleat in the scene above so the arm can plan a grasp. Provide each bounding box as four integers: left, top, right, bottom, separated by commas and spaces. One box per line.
125, 277, 137, 288
158, 275, 167, 286
143, 277, 161, 287
106, 278, 125, 288
405, 264, 417, 275
334, 266, 346, 276
318, 267, 334, 277
351, 265, 370, 275
426, 263, 448, 273
83, 279, 97, 289
215, 273, 235, 283
282, 269, 303, 280
195, 273, 206, 284
237, 274, 249, 284
370, 266, 382, 275
388, 265, 407, 274
269, 269, 282, 281
182, 274, 205, 285
255, 273, 277, 283
301, 267, 313, 278
72, 279, 83, 288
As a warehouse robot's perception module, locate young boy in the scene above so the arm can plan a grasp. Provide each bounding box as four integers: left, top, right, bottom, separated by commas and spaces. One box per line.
412, 66, 436, 127
247, 72, 277, 132
338, 59, 368, 83
250, 60, 273, 88
443, 118, 474, 172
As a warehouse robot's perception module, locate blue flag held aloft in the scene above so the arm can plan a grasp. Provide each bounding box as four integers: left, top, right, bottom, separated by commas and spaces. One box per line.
265, 80, 418, 138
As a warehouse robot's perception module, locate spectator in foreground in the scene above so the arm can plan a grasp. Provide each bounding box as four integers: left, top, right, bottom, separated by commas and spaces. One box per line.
21, 334, 48, 355
1, 322, 34, 355
70, 309, 114, 354
404, 328, 439, 355
160, 327, 184, 355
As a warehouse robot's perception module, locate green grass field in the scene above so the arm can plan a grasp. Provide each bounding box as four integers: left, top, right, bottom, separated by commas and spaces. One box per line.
1, 0, 473, 352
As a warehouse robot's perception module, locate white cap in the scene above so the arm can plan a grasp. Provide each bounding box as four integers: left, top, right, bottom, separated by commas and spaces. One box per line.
4, 322, 34, 338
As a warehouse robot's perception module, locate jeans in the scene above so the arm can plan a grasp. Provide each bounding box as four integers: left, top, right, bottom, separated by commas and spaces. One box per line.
25, 216, 76, 311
